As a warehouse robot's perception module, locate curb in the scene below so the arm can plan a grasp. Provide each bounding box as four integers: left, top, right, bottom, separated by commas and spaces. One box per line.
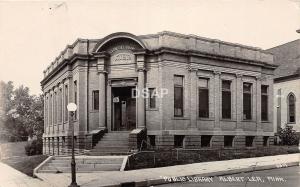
112, 160, 299, 187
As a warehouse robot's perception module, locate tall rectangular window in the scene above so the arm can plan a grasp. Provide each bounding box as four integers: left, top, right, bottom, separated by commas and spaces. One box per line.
261, 85, 268, 121
243, 82, 252, 120
54, 92, 57, 124
74, 81, 77, 120
93, 90, 99, 110
174, 75, 184, 117
64, 85, 68, 122
58, 88, 62, 123
222, 80, 231, 119
49, 94, 52, 126
148, 88, 156, 108
198, 78, 209, 118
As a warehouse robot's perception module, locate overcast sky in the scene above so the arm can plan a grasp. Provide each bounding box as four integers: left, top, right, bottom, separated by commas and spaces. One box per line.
0, 0, 299, 95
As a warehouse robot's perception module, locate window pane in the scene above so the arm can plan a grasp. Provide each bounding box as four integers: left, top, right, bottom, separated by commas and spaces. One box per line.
243, 82, 252, 92
243, 93, 252, 120
289, 94, 295, 123
174, 75, 183, 86
174, 87, 183, 116
222, 80, 231, 90
243, 83, 252, 120
261, 85, 268, 94
199, 88, 209, 118
222, 91, 231, 119
149, 88, 156, 108
199, 78, 208, 88
261, 95, 268, 121
93, 90, 99, 110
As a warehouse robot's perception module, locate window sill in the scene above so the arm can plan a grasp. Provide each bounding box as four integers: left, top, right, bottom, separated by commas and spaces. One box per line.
261, 121, 271, 123
287, 122, 296, 125
172, 117, 189, 120
146, 108, 159, 111
242, 120, 255, 122
197, 118, 214, 121
220, 119, 236, 122
90, 110, 99, 113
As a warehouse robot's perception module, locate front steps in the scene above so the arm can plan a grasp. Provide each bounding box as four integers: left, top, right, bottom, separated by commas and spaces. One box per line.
87, 132, 131, 156
37, 156, 127, 173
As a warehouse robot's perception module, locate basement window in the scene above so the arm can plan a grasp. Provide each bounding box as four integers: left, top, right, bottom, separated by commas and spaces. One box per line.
174, 135, 185, 148
201, 135, 212, 147
245, 136, 255, 147
224, 136, 234, 147
148, 135, 156, 147
263, 136, 269, 147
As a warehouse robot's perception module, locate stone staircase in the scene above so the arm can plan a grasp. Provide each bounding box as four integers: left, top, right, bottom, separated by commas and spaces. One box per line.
87, 132, 131, 156
37, 156, 127, 173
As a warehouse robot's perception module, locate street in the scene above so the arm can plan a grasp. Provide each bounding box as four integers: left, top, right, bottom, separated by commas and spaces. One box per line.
156, 166, 300, 187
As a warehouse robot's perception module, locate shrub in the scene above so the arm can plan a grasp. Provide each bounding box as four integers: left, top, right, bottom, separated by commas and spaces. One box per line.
25, 139, 43, 156
278, 125, 299, 145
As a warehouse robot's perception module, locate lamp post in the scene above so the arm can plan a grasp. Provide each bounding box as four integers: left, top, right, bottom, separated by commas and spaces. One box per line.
67, 103, 79, 187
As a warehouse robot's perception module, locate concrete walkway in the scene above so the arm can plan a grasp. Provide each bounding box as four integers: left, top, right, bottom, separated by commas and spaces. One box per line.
0, 161, 51, 187
35, 153, 300, 187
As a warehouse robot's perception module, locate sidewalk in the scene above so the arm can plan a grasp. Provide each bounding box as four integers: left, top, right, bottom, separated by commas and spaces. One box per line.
36, 153, 300, 187
0, 161, 51, 187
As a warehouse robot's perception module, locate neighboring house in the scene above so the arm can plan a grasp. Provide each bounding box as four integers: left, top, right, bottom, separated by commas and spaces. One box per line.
41, 31, 276, 155
266, 39, 300, 133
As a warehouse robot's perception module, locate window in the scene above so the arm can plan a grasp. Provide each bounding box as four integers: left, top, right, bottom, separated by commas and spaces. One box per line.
243, 83, 252, 120
199, 78, 209, 118
222, 80, 231, 119
148, 135, 156, 147
49, 94, 52, 126
54, 92, 57, 124
224, 136, 234, 147
261, 85, 268, 121
59, 88, 62, 123
174, 75, 184, 117
93, 90, 99, 110
74, 81, 77, 120
149, 88, 156, 108
288, 93, 296, 123
201, 135, 212, 147
263, 136, 269, 147
245, 136, 254, 147
64, 85, 68, 122
174, 135, 185, 148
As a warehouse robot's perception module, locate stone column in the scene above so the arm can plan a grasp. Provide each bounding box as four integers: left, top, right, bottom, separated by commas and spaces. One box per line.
236, 74, 243, 130
136, 52, 146, 129
189, 68, 197, 129
256, 76, 262, 130
95, 52, 109, 130
214, 71, 221, 130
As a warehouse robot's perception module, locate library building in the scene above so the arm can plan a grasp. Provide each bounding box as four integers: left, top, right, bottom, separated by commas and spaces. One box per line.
41, 31, 276, 155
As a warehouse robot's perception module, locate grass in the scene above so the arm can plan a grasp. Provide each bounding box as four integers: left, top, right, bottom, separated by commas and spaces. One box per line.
1, 155, 48, 177
126, 145, 299, 170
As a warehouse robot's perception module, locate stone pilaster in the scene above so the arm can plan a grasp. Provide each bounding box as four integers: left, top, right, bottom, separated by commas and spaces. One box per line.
135, 52, 146, 129
236, 74, 243, 130
256, 76, 262, 131
95, 52, 109, 130
214, 71, 221, 130
189, 69, 197, 129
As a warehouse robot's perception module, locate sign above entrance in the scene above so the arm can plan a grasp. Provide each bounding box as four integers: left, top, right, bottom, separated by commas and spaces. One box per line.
111, 52, 134, 65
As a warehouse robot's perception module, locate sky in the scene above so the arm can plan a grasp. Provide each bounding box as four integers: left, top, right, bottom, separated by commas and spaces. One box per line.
0, 0, 299, 95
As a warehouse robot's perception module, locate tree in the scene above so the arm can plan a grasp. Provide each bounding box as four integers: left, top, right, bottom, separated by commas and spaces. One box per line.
278, 125, 299, 145
0, 81, 44, 142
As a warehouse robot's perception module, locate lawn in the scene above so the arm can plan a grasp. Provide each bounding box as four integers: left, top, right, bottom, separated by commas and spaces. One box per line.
1, 155, 48, 177
126, 146, 299, 170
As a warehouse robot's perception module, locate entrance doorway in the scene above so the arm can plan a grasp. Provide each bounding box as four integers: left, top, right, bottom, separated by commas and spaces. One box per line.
112, 87, 136, 131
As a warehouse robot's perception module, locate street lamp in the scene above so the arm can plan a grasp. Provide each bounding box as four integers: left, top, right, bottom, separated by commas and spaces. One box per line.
67, 103, 79, 187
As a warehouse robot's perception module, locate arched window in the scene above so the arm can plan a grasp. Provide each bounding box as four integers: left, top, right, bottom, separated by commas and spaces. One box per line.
287, 93, 296, 123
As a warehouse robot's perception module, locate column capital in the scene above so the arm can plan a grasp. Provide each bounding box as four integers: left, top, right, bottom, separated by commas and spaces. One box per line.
213, 70, 221, 75
236, 73, 243, 78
